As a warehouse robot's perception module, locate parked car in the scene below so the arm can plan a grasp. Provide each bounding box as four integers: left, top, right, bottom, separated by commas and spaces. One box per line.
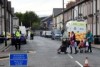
19, 26, 27, 44
45, 31, 51, 38
11, 34, 27, 45
51, 29, 62, 40
0, 34, 4, 43
20, 34, 27, 44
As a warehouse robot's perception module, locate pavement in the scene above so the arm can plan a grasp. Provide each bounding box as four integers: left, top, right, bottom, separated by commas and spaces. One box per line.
0, 40, 11, 58
92, 44, 100, 49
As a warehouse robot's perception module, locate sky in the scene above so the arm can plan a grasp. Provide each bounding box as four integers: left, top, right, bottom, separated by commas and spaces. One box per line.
8, 0, 75, 17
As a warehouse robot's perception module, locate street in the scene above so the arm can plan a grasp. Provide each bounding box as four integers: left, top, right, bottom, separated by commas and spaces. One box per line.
0, 36, 100, 67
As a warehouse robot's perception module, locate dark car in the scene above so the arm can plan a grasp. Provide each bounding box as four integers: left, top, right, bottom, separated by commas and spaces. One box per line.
0, 35, 4, 43
20, 34, 27, 44
11, 34, 27, 45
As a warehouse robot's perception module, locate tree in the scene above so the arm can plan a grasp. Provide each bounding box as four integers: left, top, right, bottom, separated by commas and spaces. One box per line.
15, 12, 23, 25
15, 11, 40, 29
32, 22, 40, 30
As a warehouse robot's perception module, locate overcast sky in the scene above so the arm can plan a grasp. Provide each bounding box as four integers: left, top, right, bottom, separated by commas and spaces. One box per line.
8, 0, 75, 17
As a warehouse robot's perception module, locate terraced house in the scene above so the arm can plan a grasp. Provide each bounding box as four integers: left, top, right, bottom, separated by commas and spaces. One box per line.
54, 0, 100, 36
0, 0, 14, 34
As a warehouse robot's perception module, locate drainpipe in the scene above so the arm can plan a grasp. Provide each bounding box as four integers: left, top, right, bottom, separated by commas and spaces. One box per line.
92, 0, 93, 34
11, 8, 14, 34
95, 0, 97, 36
0, 5, 2, 32
4, 0, 7, 46
62, 0, 64, 34
73, 9, 74, 20
1, 5, 3, 32
78, 5, 79, 20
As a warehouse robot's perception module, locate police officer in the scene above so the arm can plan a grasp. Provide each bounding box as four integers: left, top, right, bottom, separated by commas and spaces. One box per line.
15, 28, 21, 50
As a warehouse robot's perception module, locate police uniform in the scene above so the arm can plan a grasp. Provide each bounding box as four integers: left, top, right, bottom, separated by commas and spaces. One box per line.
15, 30, 21, 50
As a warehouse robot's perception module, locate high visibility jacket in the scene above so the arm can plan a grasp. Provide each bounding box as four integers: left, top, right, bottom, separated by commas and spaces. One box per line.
15, 31, 21, 38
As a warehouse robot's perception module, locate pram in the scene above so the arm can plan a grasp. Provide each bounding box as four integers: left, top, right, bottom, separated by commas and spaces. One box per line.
57, 38, 69, 54
57, 45, 67, 54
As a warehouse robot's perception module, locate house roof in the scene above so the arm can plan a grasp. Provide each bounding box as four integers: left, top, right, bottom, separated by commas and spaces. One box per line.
55, 0, 89, 17
41, 15, 52, 22
53, 8, 63, 17
40, 16, 48, 21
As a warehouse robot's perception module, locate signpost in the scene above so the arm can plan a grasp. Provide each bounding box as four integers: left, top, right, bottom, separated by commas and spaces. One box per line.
10, 54, 27, 67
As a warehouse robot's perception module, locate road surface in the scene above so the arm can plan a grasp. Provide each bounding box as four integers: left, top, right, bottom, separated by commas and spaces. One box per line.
0, 36, 100, 67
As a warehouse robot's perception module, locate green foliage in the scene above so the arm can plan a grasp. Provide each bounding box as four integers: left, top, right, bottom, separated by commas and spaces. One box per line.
15, 11, 40, 29
15, 12, 23, 25
32, 22, 40, 30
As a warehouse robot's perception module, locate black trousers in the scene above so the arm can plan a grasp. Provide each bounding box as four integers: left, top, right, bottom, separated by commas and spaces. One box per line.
88, 42, 92, 52
30, 34, 34, 40
15, 38, 21, 50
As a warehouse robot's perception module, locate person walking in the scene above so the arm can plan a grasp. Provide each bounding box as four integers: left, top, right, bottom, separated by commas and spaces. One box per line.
86, 30, 93, 53
30, 30, 34, 40
15, 28, 21, 50
70, 31, 78, 54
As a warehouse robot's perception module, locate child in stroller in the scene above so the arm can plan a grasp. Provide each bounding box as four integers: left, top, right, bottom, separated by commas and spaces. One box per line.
78, 40, 85, 53
57, 38, 69, 54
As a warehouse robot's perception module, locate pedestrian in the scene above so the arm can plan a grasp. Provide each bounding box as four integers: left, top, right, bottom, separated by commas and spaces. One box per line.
15, 28, 21, 50
11, 33, 16, 46
30, 30, 34, 40
40, 31, 42, 36
86, 30, 93, 53
70, 31, 78, 54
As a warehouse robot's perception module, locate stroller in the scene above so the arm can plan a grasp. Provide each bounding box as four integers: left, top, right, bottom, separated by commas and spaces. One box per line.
57, 38, 69, 54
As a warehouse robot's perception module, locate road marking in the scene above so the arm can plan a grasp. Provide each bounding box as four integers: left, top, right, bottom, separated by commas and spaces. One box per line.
0, 58, 9, 61
28, 51, 36, 54
33, 51, 36, 53
75, 61, 83, 67
68, 54, 73, 59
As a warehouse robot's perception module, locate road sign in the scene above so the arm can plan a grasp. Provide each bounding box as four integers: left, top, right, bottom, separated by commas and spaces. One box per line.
10, 54, 27, 67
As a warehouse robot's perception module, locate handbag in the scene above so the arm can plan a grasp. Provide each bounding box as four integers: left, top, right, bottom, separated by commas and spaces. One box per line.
86, 41, 89, 47
70, 40, 74, 46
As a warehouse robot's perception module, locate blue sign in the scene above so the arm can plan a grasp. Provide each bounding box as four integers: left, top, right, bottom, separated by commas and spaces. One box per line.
10, 54, 27, 66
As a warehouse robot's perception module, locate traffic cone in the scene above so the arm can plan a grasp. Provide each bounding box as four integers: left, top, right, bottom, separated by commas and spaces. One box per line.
84, 57, 89, 67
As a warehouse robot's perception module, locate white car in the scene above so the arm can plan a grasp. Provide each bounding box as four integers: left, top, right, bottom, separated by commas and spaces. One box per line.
45, 31, 51, 38
19, 26, 27, 36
